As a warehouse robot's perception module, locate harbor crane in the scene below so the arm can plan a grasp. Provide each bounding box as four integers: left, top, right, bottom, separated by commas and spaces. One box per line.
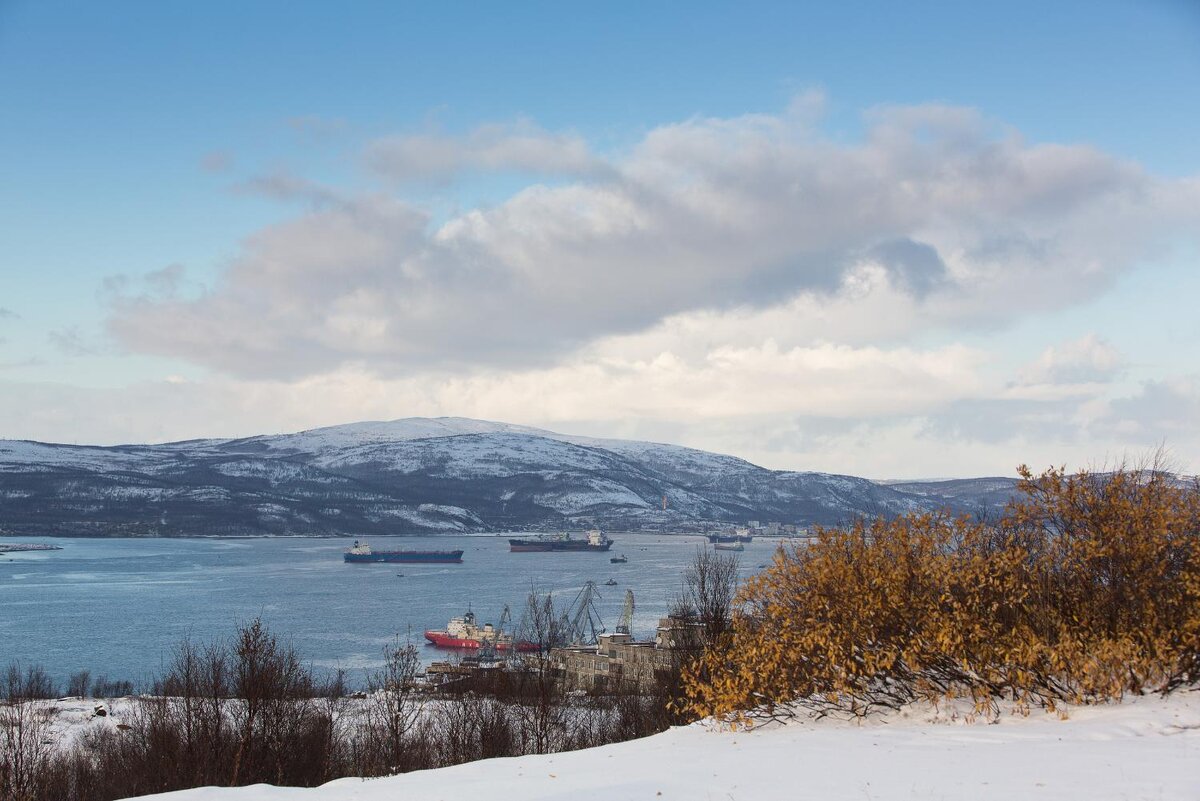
616, 589, 635, 635
560, 581, 606, 646
478, 604, 512, 665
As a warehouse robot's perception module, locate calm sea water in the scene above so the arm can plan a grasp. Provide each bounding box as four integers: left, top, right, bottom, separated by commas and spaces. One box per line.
0, 534, 781, 689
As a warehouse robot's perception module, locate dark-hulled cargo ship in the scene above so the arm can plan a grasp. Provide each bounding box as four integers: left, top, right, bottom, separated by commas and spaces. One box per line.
344, 540, 464, 564
508, 529, 613, 553
707, 529, 753, 544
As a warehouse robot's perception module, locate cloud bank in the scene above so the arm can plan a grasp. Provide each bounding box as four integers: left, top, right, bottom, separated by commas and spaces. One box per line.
8, 99, 1190, 476
106, 102, 1199, 381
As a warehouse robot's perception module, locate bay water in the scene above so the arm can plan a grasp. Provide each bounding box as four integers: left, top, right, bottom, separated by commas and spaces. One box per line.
0, 534, 781, 689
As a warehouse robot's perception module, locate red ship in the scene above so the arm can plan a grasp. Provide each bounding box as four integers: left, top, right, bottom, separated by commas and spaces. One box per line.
424, 610, 537, 652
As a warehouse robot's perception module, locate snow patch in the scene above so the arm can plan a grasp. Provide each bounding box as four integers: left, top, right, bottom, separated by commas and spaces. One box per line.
129, 693, 1200, 800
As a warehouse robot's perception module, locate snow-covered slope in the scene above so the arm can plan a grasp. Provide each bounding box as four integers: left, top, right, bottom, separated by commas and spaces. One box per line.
132, 694, 1200, 801
0, 417, 1018, 536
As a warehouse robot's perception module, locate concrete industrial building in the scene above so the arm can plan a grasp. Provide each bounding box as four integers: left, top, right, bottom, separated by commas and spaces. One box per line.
552, 614, 705, 692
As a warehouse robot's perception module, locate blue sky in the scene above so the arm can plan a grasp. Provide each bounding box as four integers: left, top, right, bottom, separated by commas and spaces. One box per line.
1, 0, 1198, 475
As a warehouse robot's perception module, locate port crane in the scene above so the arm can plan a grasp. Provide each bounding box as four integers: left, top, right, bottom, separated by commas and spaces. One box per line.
560, 581, 606, 646
478, 604, 512, 665
616, 589, 635, 635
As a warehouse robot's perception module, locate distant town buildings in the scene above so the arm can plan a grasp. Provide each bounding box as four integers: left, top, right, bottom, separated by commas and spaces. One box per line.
552, 614, 705, 692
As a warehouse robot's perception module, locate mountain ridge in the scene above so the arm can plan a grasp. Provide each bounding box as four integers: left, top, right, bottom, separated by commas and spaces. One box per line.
0, 417, 1019, 537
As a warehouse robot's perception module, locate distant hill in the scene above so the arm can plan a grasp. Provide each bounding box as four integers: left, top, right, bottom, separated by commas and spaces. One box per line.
0, 417, 1021, 536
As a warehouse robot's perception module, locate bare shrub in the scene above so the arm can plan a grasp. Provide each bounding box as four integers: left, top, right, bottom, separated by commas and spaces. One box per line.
510, 586, 569, 754
65, 672, 90, 698
432, 693, 517, 766
0, 698, 53, 801
228, 618, 332, 787
357, 637, 432, 774
153, 637, 234, 788
677, 546, 740, 645
11, 598, 710, 800
609, 678, 673, 740
89, 677, 133, 699
3, 664, 56, 701
659, 548, 740, 723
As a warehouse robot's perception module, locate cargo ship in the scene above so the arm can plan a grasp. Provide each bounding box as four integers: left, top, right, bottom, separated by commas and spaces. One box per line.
343, 540, 464, 564
424, 610, 536, 651
0, 543, 63, 553
707, 528, 753, 545
508, 529, 613, 553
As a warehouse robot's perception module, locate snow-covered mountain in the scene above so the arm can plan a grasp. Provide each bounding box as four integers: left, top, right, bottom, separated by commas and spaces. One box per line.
0, 417, 1018, 537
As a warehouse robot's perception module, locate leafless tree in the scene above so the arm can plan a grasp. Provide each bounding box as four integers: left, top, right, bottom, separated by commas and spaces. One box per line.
0, 696, 53, 801
154, 636, 233, 787
511, 585, 569, 754
228, 618, 326, 786
658, 547, 741, 723
65, 672, 90, 698
3, 664, 55, 702
676, 546, 740, 645
362, 637, 428, 773
433, 693, 516, 766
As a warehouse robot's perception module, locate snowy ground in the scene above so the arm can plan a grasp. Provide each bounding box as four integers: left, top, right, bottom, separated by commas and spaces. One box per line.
123, 692, 1199, 801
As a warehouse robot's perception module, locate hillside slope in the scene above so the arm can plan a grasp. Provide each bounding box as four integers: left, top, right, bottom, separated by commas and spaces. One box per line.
0, 417, 1018, 536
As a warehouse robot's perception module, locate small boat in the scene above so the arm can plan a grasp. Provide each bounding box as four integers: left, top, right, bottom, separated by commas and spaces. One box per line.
396, 572, 405, 577
604, 578, 618, 586
609, 554, 628, 564
713, 541, 745, 552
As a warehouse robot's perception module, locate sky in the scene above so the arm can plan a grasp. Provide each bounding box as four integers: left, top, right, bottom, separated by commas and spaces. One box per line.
1, 0, 1198, 478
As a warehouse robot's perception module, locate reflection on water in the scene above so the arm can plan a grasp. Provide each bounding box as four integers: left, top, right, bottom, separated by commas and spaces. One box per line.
0, 534, 784, 687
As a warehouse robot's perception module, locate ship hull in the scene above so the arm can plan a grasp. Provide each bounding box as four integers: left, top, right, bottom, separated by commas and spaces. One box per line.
423, 630, 537, 652
508, 539, 612, 552
344, 550, 464, 564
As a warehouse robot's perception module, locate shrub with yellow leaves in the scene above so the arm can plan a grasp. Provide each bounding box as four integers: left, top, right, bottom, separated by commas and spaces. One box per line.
680, 462, 1200, 724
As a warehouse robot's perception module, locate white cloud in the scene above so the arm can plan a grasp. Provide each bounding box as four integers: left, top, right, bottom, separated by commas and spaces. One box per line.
1099, 377, 1200, 439
287, 115, 348, 141
3, 354, 1194, 478
364, 119, 603, 183
0, 335, 975, 454
200, 151, 233, 173
47, 326, 99, 357
103, 101, 1199, 381
232, 170, 345, 207
9, 98, 1186, 477
1017, 333, 1124, 385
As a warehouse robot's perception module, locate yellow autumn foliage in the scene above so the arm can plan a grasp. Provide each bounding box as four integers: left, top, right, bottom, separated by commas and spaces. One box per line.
681, 463, 1200, 723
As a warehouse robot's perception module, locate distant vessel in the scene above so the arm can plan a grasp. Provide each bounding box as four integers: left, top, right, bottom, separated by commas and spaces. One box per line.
713, 541, 744, 552
0, 543, 63, 553
707, 528, 753, 545
508, 529, 613, 553
343, 540, 464, 564
424, 609, 535, 651
609, 554, 628, 564
604, 578, 618, 586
